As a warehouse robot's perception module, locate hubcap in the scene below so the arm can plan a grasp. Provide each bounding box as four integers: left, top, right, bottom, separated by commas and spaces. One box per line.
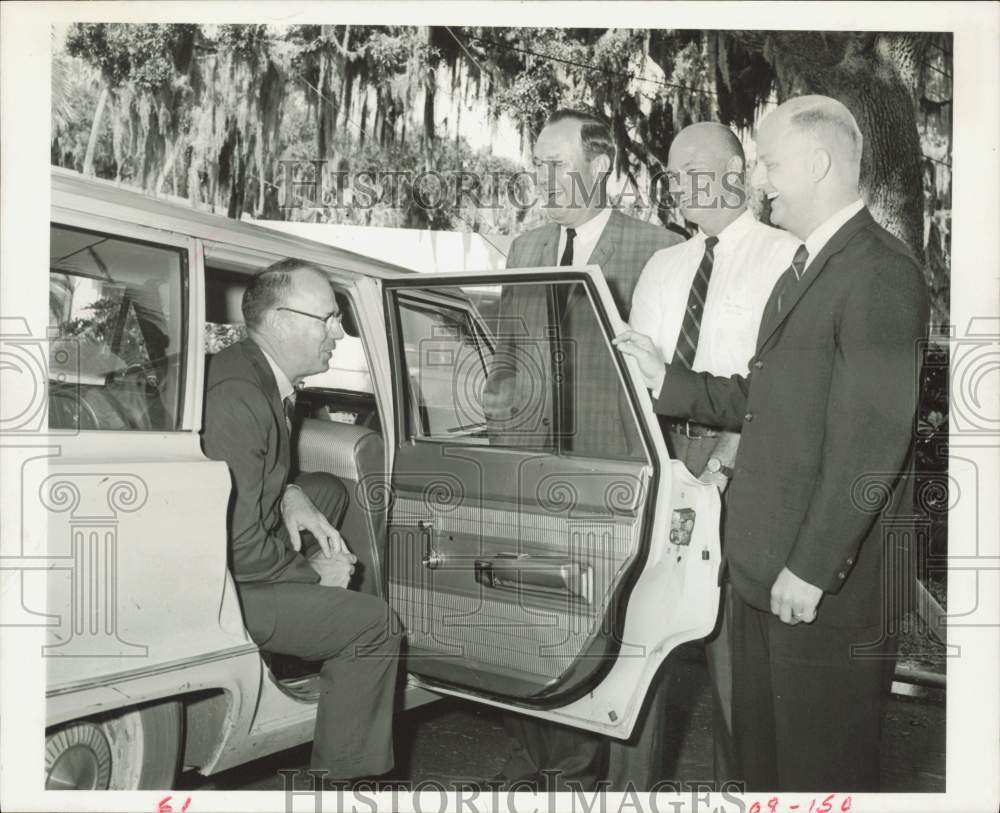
45, 722, 112, 790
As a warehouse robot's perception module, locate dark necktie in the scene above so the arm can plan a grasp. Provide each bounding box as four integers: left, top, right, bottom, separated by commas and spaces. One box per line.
553, 226, 577, 316
674, 235, 719, 369
553, 227, 577, 443
775, 244, 810, 313
559, 227, 576, 266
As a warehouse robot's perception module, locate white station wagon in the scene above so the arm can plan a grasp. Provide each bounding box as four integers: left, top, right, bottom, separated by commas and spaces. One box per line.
42, 167, 721, 790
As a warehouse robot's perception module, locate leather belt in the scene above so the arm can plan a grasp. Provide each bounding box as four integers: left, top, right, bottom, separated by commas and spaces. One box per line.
663, 419, 721, 438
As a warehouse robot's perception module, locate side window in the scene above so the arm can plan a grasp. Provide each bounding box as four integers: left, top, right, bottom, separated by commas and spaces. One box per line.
49, 224, 187, 431
391, 281, 644, 460
204, 262, 377, 427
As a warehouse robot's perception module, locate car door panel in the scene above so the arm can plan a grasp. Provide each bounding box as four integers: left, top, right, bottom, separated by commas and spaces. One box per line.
381, 268, 721, 737
414, 455, 721, 738
390, 445, 650, 703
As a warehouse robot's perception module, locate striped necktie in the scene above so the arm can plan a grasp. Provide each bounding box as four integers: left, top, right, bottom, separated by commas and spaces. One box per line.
674, 235, 719, 369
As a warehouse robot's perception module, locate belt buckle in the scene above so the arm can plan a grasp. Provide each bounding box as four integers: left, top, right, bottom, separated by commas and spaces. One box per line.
684, 420, 695, 439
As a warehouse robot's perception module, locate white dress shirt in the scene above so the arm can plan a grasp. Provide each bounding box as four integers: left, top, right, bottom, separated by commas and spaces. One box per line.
557, 206, 612, 265
630, 209, 800, 390
261, 348, 295, 402
803, 198, 865, 271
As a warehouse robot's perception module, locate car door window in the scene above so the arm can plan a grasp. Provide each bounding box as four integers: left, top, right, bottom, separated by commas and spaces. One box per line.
393, 281, 643, 460
49, 224, 187, 431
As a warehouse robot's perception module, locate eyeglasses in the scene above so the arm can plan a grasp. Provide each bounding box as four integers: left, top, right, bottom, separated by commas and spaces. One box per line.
277, 306, 343, 330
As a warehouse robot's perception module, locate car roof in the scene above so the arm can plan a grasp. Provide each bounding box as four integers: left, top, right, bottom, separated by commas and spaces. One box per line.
51, 166, 417, 280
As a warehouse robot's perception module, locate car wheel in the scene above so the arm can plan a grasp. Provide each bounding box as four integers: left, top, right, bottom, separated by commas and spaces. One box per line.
45, 701, 183, 790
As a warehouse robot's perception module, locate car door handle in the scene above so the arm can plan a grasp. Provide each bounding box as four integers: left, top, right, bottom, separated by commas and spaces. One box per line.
474, 554, 592, 605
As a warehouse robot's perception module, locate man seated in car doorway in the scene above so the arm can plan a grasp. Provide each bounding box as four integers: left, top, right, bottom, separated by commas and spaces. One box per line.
201, 258, 402, 782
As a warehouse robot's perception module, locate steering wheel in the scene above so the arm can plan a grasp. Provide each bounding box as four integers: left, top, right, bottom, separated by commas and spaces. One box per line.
48, 388, 102, 430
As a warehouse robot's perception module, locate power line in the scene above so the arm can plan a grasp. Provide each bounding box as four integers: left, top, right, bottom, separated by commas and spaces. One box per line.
920, 61, 952, 80
297, 73, 373, 143
299, 37, 957, 182
927, 39, 952, 58
467, 34, 719, 98
443, 26, 485, 78
923, 154, 952, 169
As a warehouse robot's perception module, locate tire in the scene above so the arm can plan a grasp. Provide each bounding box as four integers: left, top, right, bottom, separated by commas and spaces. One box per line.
46, 700, 183, 790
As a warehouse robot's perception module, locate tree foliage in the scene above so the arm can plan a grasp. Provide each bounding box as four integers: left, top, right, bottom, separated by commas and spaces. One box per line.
53, 24, 951, 318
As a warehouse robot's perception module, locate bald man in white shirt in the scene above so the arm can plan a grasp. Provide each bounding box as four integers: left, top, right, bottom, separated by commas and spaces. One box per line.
626, 122, 798, 785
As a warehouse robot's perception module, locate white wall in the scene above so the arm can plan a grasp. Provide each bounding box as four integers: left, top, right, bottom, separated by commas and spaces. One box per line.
248, 220, 514, 274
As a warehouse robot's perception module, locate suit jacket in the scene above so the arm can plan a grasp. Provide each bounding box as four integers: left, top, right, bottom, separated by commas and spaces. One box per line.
488, 210, 682, 454
202, 338, 320, 585
654, 209, 929, 627
505, 209, 682, 315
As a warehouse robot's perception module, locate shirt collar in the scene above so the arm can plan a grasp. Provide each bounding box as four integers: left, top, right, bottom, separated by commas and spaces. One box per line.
804, 198, 865, 268
260, 347, 296, 402
699, 208, 754, 248
563, 206, 612, 244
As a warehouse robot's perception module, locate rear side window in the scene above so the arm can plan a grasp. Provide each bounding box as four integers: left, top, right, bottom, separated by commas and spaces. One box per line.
49, 224, 187, 431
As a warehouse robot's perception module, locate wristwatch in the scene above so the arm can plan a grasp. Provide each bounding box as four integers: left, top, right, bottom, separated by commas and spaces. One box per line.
706, 457, 734, 478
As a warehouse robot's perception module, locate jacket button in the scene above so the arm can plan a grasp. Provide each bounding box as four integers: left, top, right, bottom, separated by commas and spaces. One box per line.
744, 412, 754, 422
754, 359, 764, 369
846, 557, 854, 566
838, 571, 846, 580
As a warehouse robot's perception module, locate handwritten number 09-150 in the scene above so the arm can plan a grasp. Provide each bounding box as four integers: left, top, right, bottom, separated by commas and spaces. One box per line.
749, 795, 852, 813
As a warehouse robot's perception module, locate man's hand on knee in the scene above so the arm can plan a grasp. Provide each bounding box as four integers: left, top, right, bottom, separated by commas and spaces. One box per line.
282, 483, 350, 556
308, 548, 356, 588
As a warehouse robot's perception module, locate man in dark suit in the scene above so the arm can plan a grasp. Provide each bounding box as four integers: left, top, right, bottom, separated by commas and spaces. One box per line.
202, 259, 401, 781
616, 95, 929, 790
629, 122, 799, 786
488, 109, 682, 789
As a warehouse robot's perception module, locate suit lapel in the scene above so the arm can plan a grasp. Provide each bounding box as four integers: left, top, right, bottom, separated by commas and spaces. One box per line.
586, 209, 619, 271
243, 339, 289, 445
537, 223, 560, 266
562, 210, 617, 320
756, 208, 874, 352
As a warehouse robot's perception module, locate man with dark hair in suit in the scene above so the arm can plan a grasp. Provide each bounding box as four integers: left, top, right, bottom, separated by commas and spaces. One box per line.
506, 108, 682, 318
489, 109, 683, 790
616, 96, 929, 790
202, 259, 401, 781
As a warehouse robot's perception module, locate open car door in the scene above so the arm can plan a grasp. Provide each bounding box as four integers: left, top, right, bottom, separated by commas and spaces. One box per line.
381, 266, 721, 739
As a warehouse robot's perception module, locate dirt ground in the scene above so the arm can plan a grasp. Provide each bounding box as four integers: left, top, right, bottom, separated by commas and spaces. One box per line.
181, 646, 945, 793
